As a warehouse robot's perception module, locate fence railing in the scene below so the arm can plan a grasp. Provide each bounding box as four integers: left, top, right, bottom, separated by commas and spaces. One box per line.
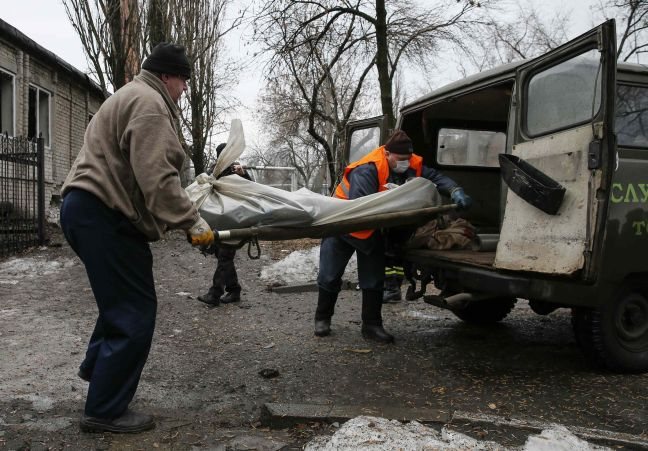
0, 135, 45, 258
245, 166, 299, 192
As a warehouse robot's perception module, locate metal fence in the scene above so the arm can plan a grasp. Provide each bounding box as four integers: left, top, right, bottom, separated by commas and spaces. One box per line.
246, 166, 299, 191
0, 135, 45, 257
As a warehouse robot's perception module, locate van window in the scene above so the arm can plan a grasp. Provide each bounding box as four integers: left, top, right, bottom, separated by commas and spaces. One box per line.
349, 126, 380, 162
525, 49, 602, 137
437, 128, 504, 167
616, 84, 648, 148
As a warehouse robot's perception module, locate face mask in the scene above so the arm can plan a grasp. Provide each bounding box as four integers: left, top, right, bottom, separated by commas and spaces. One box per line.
393, 160, 410, 174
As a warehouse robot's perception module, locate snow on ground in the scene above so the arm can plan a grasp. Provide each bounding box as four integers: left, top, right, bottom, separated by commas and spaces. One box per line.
305, 416, 610, 451
0, 256, 77, 284
260, 245, 358, 286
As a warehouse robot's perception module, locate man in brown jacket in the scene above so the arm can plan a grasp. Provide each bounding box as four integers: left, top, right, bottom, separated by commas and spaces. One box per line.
60, 43, 213, 433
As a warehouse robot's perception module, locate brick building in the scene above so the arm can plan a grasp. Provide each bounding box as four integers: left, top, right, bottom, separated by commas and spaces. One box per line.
0, 18, 105, 205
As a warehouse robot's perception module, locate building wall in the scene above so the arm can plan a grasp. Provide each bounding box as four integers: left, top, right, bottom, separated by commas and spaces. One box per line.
0, 36, 104, 204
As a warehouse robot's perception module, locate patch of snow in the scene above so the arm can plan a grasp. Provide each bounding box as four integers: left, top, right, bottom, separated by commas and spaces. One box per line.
523, 425, 610, 451
304, 416, 503, 450
305, 416, 611, 451
260, 245, 358, 286
24, 417, 72, 432
15, 394, 55, 412
404, 310, 441, 320
0, 257, 77, 279
0, 308, 19, 319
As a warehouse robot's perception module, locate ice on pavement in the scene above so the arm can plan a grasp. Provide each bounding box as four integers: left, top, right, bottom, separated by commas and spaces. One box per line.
524, 425, 610, 450
0, 257, 77, 284
260, 245, 358, 286
304, 416, 502, 450
305, 416, 610, 451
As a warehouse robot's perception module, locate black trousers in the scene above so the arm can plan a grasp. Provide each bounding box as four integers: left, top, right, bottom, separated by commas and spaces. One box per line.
317, 234, 385, 294
209, 245, 241, 295
60, 189, 156, 419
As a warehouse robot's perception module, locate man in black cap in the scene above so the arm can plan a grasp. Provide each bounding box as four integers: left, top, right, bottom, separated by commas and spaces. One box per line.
198, 143, 251, 306
314, 130, 472, 343
60, 42, 212, 434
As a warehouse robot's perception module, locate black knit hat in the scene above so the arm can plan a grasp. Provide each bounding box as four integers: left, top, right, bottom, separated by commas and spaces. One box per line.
142, 42, 191, 78
385, 130, 413, 155
216, 143, 227, 157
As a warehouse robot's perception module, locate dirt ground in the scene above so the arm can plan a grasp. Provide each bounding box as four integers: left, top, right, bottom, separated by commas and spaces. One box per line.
1, 228, 647, 450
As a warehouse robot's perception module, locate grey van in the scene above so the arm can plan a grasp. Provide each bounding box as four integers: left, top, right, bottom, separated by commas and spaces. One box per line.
345, 20, 648, 372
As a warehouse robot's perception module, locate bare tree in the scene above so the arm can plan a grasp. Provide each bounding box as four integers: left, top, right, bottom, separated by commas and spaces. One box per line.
254, 75, 330, 190
254, 4, 376, 188
63, 0, 142, 94
257, 0, 482, 128
64, 0, 245, 179
457, 0, 570, 74
169, 0, 244, 176
593, 0, 648, 63
146, 0, 171, 49
254, 0, 482, 191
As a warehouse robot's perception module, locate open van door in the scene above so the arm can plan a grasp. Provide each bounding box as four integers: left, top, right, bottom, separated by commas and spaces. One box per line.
344, 116, 389, 165
495, 20, 617, 279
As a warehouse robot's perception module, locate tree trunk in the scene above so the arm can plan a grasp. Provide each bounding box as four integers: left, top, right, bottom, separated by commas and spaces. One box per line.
375, 0, 395, 129
107, 0, 127, 89
148, 0, 170, 49
121, 0, 140, 83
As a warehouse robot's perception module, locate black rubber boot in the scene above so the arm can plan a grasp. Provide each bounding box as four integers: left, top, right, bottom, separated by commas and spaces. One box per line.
197, 287, 222, 307
314, 288, 338, 337
361, 289, 395, 343
220, 291, 241, 304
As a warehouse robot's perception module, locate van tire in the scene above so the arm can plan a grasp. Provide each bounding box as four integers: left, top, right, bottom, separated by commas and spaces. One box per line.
452, 298, 517, 324
572, 286, 648, 373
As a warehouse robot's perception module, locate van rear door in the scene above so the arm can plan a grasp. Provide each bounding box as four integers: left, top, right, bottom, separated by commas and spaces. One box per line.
495, 20, 617, 278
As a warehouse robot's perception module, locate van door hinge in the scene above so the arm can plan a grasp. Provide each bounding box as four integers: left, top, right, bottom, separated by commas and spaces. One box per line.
597, 28, 603, 51
588, 140, 602, 170
592, 121, 604, 139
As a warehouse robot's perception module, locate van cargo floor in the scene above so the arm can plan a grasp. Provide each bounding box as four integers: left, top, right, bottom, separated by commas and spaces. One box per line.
402, 249, 496, 268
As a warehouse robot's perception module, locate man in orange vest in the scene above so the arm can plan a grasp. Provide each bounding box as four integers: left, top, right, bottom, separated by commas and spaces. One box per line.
315, 130, 472, 343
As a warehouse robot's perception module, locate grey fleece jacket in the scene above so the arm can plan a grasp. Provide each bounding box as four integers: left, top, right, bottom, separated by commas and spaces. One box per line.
62, 70, 199, 241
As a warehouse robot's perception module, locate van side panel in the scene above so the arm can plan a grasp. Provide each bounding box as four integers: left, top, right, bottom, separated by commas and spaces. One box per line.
599, 147, 648, 281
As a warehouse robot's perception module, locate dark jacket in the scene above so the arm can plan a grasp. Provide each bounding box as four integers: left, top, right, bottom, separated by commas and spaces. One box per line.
347, 164, 458, 200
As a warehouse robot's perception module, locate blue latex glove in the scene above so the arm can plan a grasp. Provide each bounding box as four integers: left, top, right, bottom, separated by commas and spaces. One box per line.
451, 188, 473, 210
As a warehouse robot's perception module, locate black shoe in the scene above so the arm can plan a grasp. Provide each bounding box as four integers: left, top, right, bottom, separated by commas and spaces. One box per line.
314, 319, 331, 337
220, 291, 241, 304
361, 323, 395, 344
78, 367, 91, 382
383, 288, 402, 303
197, 291, 221, 307
80, 409, 155, 433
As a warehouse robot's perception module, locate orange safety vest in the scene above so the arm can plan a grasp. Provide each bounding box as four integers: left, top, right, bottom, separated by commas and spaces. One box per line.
334, 146, 423, 239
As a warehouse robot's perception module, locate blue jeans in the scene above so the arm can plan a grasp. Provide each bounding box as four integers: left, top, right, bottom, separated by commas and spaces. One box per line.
60, 189, 156, 419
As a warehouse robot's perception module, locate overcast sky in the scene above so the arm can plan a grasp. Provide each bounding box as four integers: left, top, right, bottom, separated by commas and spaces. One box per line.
1, 0, 599, 147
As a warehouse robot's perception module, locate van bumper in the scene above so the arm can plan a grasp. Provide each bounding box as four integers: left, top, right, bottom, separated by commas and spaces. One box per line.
404, 255, 613, 308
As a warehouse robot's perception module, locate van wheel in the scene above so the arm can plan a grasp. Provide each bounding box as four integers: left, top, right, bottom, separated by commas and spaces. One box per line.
572, 286, 648, 373
452, 298, 517, 324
